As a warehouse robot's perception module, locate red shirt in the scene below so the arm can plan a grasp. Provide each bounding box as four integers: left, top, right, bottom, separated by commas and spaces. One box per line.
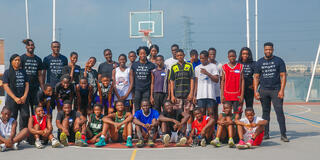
32, 115, 47, 131
222, 63, 243, 101
192, 116, 210, 135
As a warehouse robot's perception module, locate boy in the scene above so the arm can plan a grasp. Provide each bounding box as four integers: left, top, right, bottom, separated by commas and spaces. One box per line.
0, 106, 29, 151
127, 51, 137, 68
221, 49, 244, 120
75, 77, 93, 116
159, 100, 189, 146
28, 106, 62, 149
235, 108, 267, 149
211, 102, 236, 147
194, 50, 219, 118
56, 100, 87, 147
188, 108, 215, 147
133, 100, 159, 148
150, 55, 169, 113
36, 84, 55, 120
187, 49, 201, 69
85, 104, 107, 146
101, 100, 134, 147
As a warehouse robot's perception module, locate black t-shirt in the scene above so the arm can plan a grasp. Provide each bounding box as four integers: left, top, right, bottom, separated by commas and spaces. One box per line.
131, 60, 156, 91
55, 82, 74, 101
43, 54, 68, 87
62, 65, 81, 84
56, 110, 81, 126
98, 62, 118, 79
3, 69, 29, 97
36, 90, 56, 107
80, 68, 98, 94
162, 109, 183, 122
254, 56, 286, 90
20, 54, 43, 89
240, 61, 256, 87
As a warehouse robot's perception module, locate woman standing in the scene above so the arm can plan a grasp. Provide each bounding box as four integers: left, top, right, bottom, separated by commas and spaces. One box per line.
2, 54, 30, 130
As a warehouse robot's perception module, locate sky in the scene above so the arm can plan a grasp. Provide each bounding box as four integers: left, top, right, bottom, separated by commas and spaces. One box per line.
1, 0, 320, 66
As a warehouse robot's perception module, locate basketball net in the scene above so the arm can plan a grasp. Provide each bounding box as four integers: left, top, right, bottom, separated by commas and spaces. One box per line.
139, 30, 152, 47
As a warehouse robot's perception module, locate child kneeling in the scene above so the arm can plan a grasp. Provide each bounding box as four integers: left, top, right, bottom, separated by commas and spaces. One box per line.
28, 106, 62, 149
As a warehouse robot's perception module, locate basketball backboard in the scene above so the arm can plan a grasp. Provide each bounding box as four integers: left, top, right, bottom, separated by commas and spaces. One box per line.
129, 10, 163, 38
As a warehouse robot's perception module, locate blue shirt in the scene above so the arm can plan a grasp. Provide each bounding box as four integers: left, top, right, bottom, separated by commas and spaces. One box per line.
134, 108, 159, 125
254, 56, 286, 90
188, 60, 201, 69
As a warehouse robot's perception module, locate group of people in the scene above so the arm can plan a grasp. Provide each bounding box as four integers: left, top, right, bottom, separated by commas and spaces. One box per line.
0, 39, 289, 152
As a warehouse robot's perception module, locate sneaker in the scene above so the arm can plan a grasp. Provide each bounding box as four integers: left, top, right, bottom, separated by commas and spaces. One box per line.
60, 132, 68, 146
246, 139, 254, 148
163, 134, 170, 147
0, 145, 6, 152
75, 132, 87, 147
263, 133, 270, 140
200, 138, 206, 147
51, 138, 62, 148
236, 140, 248, 149
147, 139, 155, 147
12, 143, 19, 150
210, 138, 221, 147
35, 139, 44, 149
95, 137, 106, 147
281, 135, 289, 142
126, 137, 133, 147
192, 136, 198, 147
228, 138, 235, 148
176, 137, 187, 146
136, 139, 144, 148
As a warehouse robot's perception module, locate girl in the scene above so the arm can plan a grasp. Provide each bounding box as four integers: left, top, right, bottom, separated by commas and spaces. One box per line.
82, 57, 98, 95
36, 84, 55, 120
238, 47, 255, 109
149, 44, 159, 64
62, 52, 81, 85
112, 54, 133, 113
75, 77, 94, 117
86, 104, 107, 146
101, 100, 133, 147
2, 54, 30, 131
95, 74, 114, 115
55, 74, 74, 111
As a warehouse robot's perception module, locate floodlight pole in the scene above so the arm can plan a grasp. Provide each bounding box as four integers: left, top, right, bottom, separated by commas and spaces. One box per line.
246, 0, 250, 48
306, 43, 320, 102
255, 0, 258, 61
147, 0, 152, 47
25, 0, 30, 38
53, 0, 56, 41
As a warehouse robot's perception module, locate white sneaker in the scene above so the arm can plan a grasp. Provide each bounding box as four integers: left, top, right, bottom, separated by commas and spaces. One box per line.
12, 143, 19, 150
163, 134, 170, 147
51, 138, 62, 148
0, 144, 6, 152
35, 139, 44, 149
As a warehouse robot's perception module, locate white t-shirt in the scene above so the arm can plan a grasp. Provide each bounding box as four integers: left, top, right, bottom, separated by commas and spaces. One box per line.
164, 57, 187, 71
240, 116, 264, 132
195, 63, 219, 99
0, 118, 14, 138
211, 61, 223, 98
114, 67, 132, 100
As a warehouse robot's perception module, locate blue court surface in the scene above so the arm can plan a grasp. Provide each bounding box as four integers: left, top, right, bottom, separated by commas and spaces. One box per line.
1, 103, 320, 160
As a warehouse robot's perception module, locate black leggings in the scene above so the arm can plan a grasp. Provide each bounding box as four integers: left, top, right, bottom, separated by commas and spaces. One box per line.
134, 89, 150, 111
244, 87, 254, 108
27, 88, 39, 115
6, 97, 30, 131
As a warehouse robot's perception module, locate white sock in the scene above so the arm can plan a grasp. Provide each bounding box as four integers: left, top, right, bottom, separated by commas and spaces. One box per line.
101, 135, 105, 139
0, 144, 5, 147
127, 136, 132, 139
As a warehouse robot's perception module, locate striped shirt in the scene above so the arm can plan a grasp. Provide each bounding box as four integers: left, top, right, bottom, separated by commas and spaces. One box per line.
169, 61, 194, 98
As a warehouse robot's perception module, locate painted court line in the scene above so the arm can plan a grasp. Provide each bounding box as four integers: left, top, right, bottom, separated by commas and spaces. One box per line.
285, 105, 311, 115
285, 112, 320, 125
130, 149, 137, 160
286, 116, 320, 129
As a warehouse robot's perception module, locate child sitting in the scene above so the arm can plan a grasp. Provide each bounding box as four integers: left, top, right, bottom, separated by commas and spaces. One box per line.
28, 106, 62, 149
211, 101, 236, 147
101, 100, 133, 147
56, 100, 87, 147
85, 104, 106, 146
188, 108, 215, 147
95, 74, 114, 115
235, 108, 267, 149
0, 106, 29, 151
133, 100, 159, 148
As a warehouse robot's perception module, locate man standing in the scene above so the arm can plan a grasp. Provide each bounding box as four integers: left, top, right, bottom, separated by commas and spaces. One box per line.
20, 39, 44, 115
253, 42, 289, 142
43, 41, 68, 88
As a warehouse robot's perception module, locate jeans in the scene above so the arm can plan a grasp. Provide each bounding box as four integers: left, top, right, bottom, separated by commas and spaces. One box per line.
259, 89, 286, 136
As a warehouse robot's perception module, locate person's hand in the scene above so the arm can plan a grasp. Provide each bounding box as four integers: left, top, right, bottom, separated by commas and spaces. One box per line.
62, 128, 69, 136
254, 92, 260, 100
171, 96, 176, 104
200, 129, 206, 136
173, 120, 181, 126
150, 96, 154, 105
187, 138, 193, 144
220, 120, 225, 126
250, 123, 257, 128
248, 85, 254, 90
192, 97, 197, 105
200, 68, 209, 75
14, 97, 22, 104
187, 94, 193, 102
20, 96, 27, 104
278, 90, 284, 99
145, 124, 151, 130
4, 139, 13, 148
221, 96, 225, 103
85, 61, 89, 70
114, 123, 122, 129
239, 96, 244, 104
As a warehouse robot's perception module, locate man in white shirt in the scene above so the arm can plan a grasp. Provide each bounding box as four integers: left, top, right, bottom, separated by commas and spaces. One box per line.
164, 44, 179, 70
194, 50, 219, 118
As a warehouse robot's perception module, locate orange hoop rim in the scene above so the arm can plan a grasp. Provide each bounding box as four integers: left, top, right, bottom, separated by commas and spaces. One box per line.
139, 30, 152, 36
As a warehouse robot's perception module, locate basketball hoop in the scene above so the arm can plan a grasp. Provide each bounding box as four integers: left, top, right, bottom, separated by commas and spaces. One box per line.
139, 30, 152, 47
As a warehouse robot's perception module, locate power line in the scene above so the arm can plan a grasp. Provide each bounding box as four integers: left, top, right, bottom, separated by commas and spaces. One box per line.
182, 16, 194, 54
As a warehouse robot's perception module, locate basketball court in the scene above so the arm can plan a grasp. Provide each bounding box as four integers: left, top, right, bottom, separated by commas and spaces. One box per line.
1, 103, 319, 160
